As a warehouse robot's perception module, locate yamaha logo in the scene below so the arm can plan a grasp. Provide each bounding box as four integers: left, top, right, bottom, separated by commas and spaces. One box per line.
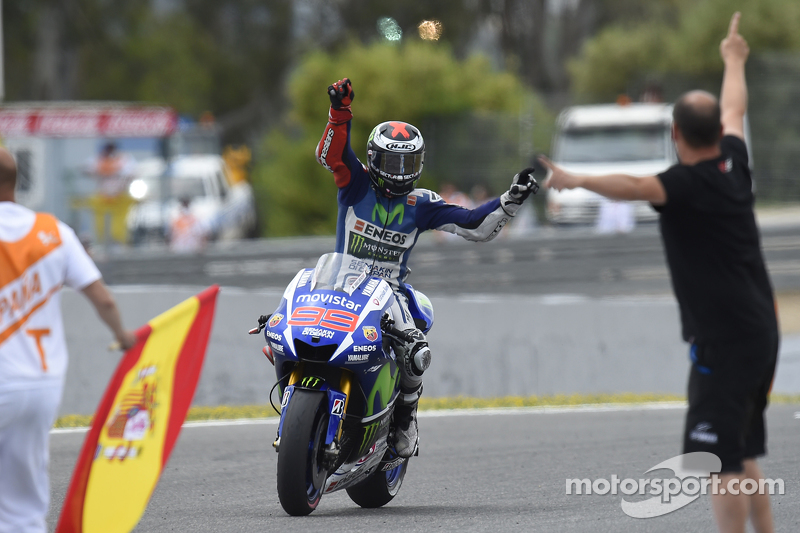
386, 142, 415, 151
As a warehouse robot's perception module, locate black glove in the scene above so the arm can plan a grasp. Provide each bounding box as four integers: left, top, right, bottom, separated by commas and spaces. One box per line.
328, 78, 354, 109
507, 167, 539, 203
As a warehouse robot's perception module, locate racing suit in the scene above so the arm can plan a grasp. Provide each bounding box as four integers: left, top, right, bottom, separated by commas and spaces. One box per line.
316, 105, 523, 452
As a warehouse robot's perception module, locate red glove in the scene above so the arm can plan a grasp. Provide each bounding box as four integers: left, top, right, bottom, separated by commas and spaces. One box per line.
328, 78, 355, 109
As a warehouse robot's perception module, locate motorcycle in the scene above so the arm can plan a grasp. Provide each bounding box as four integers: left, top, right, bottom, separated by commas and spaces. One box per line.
250, 253, 434, 516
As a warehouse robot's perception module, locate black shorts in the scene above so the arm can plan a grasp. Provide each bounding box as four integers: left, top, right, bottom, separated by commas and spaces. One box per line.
683, 331, 779, 473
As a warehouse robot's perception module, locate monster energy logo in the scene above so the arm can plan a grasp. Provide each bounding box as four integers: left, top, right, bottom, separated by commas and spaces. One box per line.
372, 203, 404, 226
301, 376, 322, 388
366, 364, 399, 417
350, 234, 367, 254
360, 421, 380, 453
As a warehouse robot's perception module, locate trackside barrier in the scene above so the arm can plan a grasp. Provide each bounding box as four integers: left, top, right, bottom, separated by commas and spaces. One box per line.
60, 287, 799, 415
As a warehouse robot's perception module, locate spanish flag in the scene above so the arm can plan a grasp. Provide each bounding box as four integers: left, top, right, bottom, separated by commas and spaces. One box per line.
56, 285, 220, 533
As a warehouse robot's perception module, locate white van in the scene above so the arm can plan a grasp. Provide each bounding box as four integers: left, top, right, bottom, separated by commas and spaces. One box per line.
126, 154, 256, 244
546, 103, 676, 224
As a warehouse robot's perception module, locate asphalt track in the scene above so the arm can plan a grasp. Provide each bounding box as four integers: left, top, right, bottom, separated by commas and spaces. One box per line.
48, 403, 800, 532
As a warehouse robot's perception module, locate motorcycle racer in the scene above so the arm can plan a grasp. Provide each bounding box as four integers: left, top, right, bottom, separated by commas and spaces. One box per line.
316, 78, 537, 458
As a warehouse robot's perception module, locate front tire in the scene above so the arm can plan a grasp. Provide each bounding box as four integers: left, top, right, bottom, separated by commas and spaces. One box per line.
346, 453, 409, 508
276, 390, 328, 516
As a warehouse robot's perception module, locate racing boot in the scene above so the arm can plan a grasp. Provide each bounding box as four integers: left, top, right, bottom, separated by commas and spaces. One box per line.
393, 329, 431, 458
393, 396, 419, 459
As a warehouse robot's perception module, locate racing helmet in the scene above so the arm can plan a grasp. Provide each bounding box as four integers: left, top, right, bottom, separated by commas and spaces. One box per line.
366, 121, 425, 197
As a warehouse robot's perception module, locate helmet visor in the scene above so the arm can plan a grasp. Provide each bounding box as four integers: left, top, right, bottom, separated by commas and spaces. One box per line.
370, 151, 424, 177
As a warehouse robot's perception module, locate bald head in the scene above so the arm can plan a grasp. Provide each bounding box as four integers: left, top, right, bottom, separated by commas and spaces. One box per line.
0, 148, 17, 201
673, 90, 722, 148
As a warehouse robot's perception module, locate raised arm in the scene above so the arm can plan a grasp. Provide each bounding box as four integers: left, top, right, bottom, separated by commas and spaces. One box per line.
418, 168, 538, 241
719, 12, 749, 140
316, 78, 359, 188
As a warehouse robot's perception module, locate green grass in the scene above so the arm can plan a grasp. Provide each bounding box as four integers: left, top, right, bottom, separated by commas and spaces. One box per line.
52, 393, 800, 429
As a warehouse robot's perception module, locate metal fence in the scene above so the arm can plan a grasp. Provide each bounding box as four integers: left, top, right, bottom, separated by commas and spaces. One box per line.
748, 53, 800, 203
425, 54, 800, 207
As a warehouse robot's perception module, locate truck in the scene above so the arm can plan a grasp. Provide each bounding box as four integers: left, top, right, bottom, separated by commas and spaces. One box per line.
545, 103, 676, 224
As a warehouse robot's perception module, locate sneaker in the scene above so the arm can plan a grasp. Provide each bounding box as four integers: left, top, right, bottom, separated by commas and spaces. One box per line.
393, 404, 418, 458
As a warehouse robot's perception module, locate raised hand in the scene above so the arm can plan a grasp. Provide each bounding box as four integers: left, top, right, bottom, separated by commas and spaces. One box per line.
328, 78, 355, 109
507, 167, 538, 203
720, 12, 749, 65
539, 156, 581, 192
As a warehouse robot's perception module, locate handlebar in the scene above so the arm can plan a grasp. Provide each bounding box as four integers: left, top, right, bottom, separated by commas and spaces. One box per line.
380, 313, 414, 344
384, 325, 414, 344
249, 314, 270, 335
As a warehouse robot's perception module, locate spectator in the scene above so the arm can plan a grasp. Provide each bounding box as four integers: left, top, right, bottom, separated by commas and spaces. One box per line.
0, 147, 136, 532
595, 198, 635, 234
85, 142, 137, 248
169, 197, 208, 254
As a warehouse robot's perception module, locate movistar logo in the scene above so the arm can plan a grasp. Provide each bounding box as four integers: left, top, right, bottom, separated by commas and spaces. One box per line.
350, 234, 366, 254
361, 421, 380, 453
372, 203, 404, 226
301, 376, 322, 388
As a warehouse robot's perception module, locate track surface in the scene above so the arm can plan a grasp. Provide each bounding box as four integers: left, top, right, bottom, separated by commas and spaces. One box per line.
49, 404, 800, 532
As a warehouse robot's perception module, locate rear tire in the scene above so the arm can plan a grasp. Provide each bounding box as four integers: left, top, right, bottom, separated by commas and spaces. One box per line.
276, 390, 328, 516
346, 454, 409, 508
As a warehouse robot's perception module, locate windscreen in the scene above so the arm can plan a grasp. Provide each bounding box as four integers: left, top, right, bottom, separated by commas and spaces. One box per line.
171, 176, 207, 199
311, 252, 371, 294
555, 125, 670, 163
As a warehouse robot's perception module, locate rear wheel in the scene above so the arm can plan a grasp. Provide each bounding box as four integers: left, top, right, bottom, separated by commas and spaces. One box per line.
346, 453, 409, 508
276, 390, 328, 516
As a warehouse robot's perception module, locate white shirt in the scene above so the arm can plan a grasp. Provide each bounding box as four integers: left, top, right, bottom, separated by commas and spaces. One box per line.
0, 202, 101, 390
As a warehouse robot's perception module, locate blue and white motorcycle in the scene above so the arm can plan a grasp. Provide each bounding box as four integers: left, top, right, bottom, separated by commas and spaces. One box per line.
250, 253, 434, 516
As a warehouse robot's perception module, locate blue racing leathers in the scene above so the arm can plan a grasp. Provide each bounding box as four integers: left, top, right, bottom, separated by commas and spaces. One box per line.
316, 104, 522, 408
315, 106, 522, 294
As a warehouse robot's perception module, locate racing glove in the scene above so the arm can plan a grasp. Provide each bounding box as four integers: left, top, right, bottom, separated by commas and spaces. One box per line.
505, 167, 539, 204
328, 78, 355, 110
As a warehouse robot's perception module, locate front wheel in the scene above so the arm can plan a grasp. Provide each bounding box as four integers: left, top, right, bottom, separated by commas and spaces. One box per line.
276, 390, 328, 516
346, 453, 409, 508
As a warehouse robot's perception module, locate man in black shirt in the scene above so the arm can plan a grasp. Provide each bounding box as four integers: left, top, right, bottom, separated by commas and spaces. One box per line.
542, 13, 777, 533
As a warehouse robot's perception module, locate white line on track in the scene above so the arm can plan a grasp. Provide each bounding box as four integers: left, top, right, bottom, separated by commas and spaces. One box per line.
50, 402, 686, 436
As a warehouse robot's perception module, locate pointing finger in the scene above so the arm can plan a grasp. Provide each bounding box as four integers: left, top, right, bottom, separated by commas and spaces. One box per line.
538, 155, 553, 169
728, 12, 741, 37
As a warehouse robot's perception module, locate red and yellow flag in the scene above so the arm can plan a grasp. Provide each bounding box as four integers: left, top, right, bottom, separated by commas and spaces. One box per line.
56, 285, 220, 533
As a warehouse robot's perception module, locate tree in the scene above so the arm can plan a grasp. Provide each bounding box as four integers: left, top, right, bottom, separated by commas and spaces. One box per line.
568, 0, 800, 100
3, 0, 294, 143
251, 40, 550, 237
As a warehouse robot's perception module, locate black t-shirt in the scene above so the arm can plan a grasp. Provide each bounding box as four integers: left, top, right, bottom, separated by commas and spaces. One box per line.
655, 136, 777, 343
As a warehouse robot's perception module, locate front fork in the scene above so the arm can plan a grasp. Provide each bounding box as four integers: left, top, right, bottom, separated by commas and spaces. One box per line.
273, 368, 355, 470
